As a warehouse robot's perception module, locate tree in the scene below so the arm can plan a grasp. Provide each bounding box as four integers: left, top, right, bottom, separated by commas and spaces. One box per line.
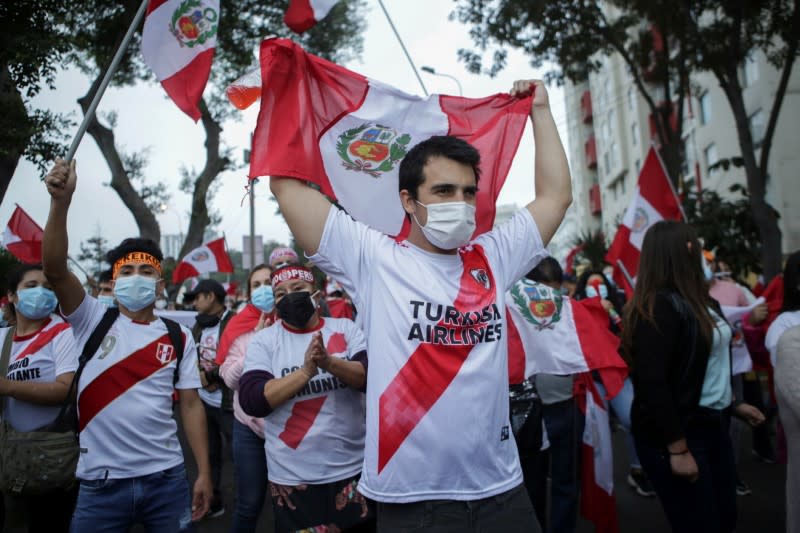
453, 0, 798, 280
571, 229, 608, 272
77, 230, 109, 276
0, 248, 22, 293
65, 0, 366, 254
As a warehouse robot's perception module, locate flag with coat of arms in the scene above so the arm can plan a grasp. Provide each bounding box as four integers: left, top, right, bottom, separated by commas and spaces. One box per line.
173, 238, 233, 283
284, 0, 341, 33
248, 38, 533, 238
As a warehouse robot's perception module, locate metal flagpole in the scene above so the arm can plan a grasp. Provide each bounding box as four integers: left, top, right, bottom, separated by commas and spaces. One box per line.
66, 0, 149, 161
616, 259, 636, 292
376, 0, 428, 97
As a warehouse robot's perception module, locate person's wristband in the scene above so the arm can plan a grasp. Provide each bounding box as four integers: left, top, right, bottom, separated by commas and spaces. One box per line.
668, 449, 690, 456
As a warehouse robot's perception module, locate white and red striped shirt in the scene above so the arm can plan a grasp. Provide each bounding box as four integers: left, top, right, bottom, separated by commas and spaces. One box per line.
0, 317, 79, 432
66, 296, 200, 480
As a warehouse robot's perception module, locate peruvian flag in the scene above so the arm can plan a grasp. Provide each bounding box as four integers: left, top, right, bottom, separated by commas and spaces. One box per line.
2, 205, 44, 264
172, 238, 233, 283
576, 373, 619, 533
723, 297, 766, 375
141, 0, 219, 121
605, 147, 683, 295
249, 38, 532, 238
506, 279, 628, 397
284, 0, 340, 33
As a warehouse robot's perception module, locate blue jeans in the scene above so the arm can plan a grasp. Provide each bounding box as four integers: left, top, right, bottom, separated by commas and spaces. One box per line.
70, 463, 193, 533
542, 397, 585, 533
595, 377, 641, 469
231, 419, 269, 533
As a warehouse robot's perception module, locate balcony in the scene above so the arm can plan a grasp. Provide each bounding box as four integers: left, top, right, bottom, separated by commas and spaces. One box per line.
585, 135, 598, 169
581, 90, 593, 124
589, 183, 602, 216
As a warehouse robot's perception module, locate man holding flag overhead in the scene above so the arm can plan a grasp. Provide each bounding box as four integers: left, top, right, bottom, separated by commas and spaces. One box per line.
264, 38, 571, 530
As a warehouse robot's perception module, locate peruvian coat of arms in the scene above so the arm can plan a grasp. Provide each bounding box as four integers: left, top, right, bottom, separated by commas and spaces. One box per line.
511, 279, 564, 330
170, 0, 219, 48
336, 123, 411, 177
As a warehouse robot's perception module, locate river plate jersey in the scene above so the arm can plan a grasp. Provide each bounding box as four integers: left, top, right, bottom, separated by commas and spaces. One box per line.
0, 318, 79, 432
243, 317, 367, 485
310, 207, 548, 502
66, 295, 201, 480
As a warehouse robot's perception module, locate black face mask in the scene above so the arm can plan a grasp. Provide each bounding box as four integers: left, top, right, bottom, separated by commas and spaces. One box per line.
276, 291, 316, 329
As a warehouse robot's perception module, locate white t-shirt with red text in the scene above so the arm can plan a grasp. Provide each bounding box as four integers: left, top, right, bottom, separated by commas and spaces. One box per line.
243, 317, 367, 485
66, 295, 200, 480
0, 318, 79, 432
310, 207, 548, 502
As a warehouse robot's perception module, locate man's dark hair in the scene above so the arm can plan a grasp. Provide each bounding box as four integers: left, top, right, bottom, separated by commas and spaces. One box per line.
526, 257, 563, 284
398, 136, 481, 198
98, 269, 113, 284
106, 238, 164, 265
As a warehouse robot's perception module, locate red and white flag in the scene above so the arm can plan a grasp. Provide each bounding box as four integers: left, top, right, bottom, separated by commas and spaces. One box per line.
284, 0, 340, 33
173, 238, 233, 283
605, 147, 683, 295
506, 279, 628, 397
249, 38, 533, 237
723, 297, 766, 375
2, 205, 44, 264
577, 373, 619, 533
141, 0, 219, 121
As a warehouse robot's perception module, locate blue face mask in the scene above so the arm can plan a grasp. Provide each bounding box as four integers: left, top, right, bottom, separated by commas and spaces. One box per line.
702, 259, 713, 281
113, 275, 157, 312
97, 295, 116, 308
251, 285, 275, 313
16, 287, 58, 320
585, 284, 609, 300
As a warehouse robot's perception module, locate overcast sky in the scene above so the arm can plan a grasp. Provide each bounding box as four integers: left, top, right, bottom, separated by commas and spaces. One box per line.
1, 1, 570, 263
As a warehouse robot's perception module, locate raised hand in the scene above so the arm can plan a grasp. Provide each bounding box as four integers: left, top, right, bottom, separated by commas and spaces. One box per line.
44, 158, 77, 203
510, 79, 549, 111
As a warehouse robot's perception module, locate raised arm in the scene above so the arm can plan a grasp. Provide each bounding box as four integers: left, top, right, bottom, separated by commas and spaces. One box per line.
269, 177, 332, 256
42, 159, 87, 315
513, 80, 572, 246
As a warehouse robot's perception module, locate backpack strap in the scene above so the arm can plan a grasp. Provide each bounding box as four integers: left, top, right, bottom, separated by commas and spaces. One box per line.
0, 327, 16, 419
160, 318, 185, 386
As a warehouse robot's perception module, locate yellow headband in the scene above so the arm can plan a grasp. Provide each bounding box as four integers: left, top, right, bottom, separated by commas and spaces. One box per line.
112, 252, 162, 279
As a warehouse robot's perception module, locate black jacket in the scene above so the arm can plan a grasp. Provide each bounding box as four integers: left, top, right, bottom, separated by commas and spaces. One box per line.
630, 290, 715, 446
192, 309, 235, 411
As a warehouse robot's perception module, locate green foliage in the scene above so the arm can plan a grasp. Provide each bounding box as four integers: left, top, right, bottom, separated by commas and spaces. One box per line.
0, 248, 22, 294
571, 229, 608, 271
682, 183, 771, 278
77, 233, 109, 277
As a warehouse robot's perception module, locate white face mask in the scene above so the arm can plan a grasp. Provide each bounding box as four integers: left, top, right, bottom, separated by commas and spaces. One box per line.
413, 201, 476, 250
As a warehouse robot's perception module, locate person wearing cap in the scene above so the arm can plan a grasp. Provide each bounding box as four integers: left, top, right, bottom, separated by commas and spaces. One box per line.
42, 159, 212, 531
239, 265, 373, 533
184, 279, 237, 519
269, 246, 300, 269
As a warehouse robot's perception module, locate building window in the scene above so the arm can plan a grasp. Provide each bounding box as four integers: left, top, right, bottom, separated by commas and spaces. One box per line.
705, 143, 719, 172
620, 173, 627, 195
749, 109, 765, 148
604, 151, 611, 175
635, 159, 641, 175
628, 87, 635, 112
631, 123, 639, 146
699, 92, 712, 125
611, 141, 619, 170
744, 55, 759, 87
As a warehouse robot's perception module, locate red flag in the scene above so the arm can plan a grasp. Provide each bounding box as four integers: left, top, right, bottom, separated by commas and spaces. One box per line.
249, 38, 532, 238
605, 148, 683, 295
172, 238, 233, 283
2, 205, 44, 264
141, 0, 219, 121
216, 304, 263, 365
284, 0, 340, 33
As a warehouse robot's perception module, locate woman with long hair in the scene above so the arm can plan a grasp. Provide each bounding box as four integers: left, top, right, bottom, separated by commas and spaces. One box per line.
623, 221, 736, 532
217, 263, 274, 532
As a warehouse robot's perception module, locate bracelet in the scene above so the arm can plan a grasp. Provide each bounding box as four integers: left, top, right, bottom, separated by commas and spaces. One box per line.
668, 449, 690, 456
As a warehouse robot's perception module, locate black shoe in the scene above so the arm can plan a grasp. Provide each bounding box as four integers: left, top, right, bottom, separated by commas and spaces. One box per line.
627, 469, 656, 497
752, 448, 776, 464
206, 502, 225, 519
736, 480, 752, 496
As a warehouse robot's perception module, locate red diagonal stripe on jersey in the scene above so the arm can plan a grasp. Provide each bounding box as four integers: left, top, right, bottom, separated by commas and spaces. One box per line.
78, 333, 180, 431
14, 323, 70, 361
378, 245, 496, 473
279, 396, 327, 449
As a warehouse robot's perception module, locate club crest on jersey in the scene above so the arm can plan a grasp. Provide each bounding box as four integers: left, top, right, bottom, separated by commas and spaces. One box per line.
511, 279, 563, 330
155, 343, 175, 365
470, 268, 491, 290
170, 0, 219, 48
336, 123, 411, 177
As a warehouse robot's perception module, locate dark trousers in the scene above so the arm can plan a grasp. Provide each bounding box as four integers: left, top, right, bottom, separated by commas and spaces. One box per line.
6, 486, 78, 533
542, 398, 585, 533
203, 401, 233, 505
635, 409, 737, 533
514, 398, 548, 530
376, 484, 541, 533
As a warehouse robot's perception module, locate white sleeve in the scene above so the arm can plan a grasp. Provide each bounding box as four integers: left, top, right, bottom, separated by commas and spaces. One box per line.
308, 207, 385, 304
345, 319, 367, 358
243, 329, 275, 376
175, 328, 201, 390
473, 208, 549, 292
766, 315, 790, 368
53, 327, 80, 376
63, 294, 105, 347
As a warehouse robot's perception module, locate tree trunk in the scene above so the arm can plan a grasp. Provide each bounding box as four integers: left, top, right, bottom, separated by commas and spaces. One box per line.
722, 77, 783, 281
77, 76, 161, 243
177, 98, 228, 259
0, 64, 29, 205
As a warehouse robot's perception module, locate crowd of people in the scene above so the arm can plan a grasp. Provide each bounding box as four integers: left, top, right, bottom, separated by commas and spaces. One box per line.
0, 77, 796, 533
